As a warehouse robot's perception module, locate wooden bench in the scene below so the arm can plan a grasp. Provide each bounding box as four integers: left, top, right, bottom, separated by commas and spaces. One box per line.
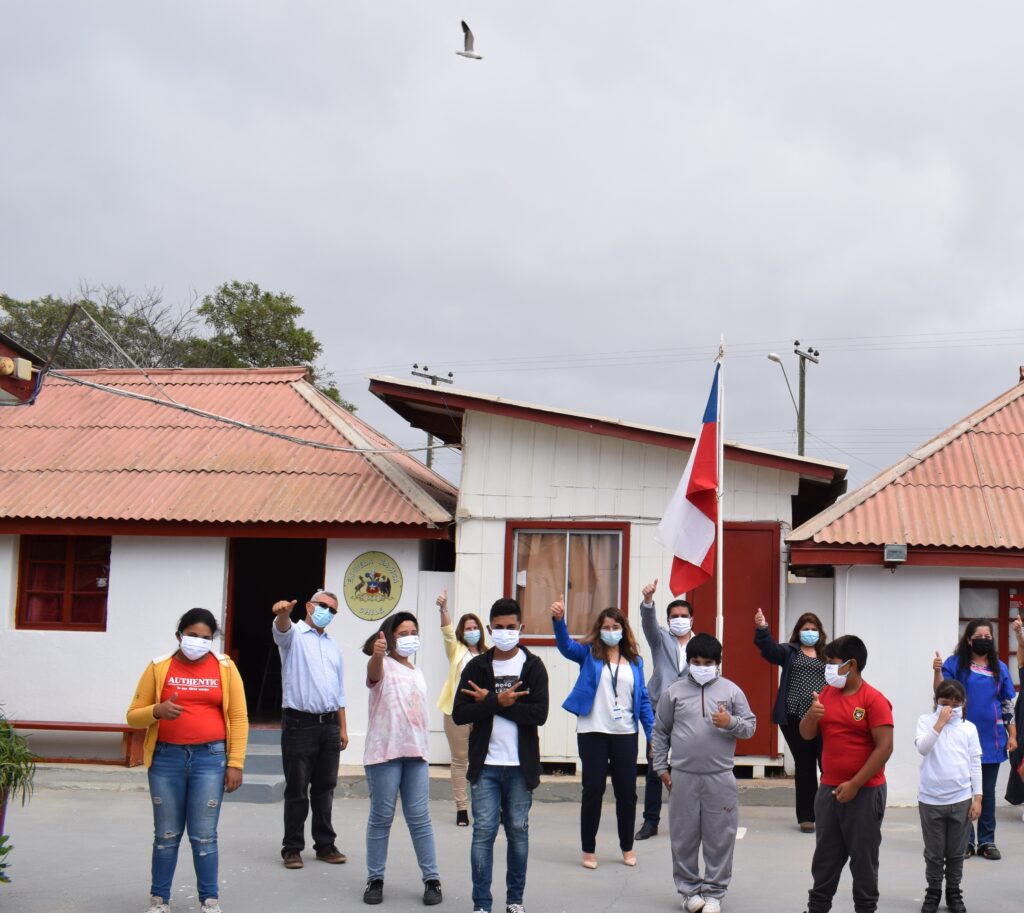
11, 720, 145, 767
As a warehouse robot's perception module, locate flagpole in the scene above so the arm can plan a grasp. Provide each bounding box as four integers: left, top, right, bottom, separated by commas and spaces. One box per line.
715, 337, 725, 648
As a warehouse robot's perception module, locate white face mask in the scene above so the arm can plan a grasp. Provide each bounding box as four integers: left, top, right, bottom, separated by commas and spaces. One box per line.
490, 628, 521, 651
179, 635, 213, 661
669, 617, 692, 637
824, 662, 849, 689
394, 634, 420, 657
941, 706, 963, 720
689, 664, 717, 686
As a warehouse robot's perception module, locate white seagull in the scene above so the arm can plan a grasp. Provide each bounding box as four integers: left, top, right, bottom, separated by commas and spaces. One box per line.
456, 20, 482, 59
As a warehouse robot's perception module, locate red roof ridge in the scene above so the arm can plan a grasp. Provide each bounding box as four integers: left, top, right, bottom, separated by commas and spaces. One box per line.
789, 376, 1024, 546
57, 366, 308, 380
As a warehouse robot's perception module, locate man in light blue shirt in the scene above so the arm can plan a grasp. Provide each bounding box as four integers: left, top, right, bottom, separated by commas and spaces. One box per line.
272, 590, 348, 869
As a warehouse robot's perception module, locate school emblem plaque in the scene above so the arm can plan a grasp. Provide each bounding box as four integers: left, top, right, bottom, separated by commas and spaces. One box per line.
343, 551, 403, 621
853, 707, 866, 722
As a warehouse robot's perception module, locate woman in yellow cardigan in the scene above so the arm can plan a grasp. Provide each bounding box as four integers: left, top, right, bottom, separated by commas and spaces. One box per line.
127, 608, 249, 913
435, 588, 485, 826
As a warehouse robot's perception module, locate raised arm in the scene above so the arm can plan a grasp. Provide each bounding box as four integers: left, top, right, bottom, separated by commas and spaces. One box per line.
367, 631, 387, 684
753, 610, 789, 666
437, 589, 458, 660
551, 595, 588, 663
639, 579, 662, 652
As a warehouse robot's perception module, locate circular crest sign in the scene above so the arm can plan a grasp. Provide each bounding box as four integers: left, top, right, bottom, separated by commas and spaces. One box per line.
343, 550, 404, 621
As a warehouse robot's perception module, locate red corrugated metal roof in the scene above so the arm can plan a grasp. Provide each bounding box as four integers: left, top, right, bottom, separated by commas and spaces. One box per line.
789, 377, 1024, 551
0, 368, 455, 528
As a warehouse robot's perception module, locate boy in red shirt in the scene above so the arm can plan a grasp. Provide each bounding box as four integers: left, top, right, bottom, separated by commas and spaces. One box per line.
799, 635, 893, 913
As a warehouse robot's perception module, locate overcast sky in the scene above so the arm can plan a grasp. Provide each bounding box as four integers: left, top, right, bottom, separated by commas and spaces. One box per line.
4, 2, 1024, 490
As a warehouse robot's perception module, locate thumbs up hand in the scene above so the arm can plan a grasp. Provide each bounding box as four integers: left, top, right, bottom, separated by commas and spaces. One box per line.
154, 691, 184, 720
641, 579, 658, 603
807, 691, 825, 722
550, 594, 565, 621
932, 651, 942, 673
754, 608, 766, 628
711, 702, 732, 729
372, 631, 388, 657
273, 599, 297, 616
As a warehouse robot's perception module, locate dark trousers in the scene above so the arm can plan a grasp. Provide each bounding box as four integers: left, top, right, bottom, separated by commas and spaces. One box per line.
970, 762, 1001, 847
577, 731, 638, 853
807, 783, 886, 913
919, 799, 971, 890
642, 737, 663, 825
281, 714, 341, 855
781, 715, 823, 824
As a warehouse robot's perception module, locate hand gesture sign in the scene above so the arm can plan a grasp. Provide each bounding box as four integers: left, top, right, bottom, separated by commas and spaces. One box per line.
497, 680, 529, 708
436, 588, 448, 610
273, 599, 297, 616
932, 651, 943, 673
372, 631, 388, 657
154, 691, 183, 721
550, 594, 565, 621
711, 702, 731, 729
1014, 616, 1023, 641
460, 680, 489, 703
641, 579, 658, 603
754, 608, 767, 628
807, 691, 825, 722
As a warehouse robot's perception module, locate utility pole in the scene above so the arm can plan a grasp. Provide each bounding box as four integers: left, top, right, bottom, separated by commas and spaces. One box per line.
794, 341, 820, 456
411, 364, 453, 469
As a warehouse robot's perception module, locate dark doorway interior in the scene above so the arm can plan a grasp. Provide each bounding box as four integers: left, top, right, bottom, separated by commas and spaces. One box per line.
228, 538, 326, 722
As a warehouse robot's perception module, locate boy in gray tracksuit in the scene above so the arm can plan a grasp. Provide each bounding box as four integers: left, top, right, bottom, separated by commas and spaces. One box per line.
651, 633, 756, 913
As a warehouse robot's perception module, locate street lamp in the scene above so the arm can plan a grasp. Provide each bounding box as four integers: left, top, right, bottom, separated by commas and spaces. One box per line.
767, 342, 820, 456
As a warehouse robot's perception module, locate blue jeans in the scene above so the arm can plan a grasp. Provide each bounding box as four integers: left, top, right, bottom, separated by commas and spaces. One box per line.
971, 762, 1002, 847
365, 758, 439, 882
470, 765, 533, 912
148, 741, 226, 904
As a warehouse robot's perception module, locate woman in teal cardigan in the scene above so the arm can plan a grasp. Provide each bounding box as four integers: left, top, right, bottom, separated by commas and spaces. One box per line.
551, 596, 653, 869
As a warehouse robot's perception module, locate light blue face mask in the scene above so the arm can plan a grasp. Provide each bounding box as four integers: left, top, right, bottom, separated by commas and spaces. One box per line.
600, 629, 623, 646
799, 630, 820, 646
463, 628, 481, 646
312, 606, 334, 629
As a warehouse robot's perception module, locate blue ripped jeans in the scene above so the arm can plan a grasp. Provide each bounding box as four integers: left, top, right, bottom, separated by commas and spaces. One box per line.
148, 741, 226, 903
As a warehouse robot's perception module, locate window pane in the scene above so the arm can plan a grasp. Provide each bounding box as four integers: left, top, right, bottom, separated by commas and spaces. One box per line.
515, 532, 566, 636
27, 536, 66, 561
75, 537, 111, 562
958, 587, 999, 642
28, 563, 64, 591
568, 533, 620, 636
70, 595, 106, 625
25, 594, 62, 623
74, 564, 109, 592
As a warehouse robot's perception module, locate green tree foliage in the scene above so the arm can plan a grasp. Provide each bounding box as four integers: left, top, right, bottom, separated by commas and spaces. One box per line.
0, 282, 353, 409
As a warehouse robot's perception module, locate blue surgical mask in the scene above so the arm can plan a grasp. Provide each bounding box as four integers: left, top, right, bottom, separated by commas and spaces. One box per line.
799, 630, 820, 647
463, 629, 481, 646
312, 607, 334, 629
600, 629, 623, 647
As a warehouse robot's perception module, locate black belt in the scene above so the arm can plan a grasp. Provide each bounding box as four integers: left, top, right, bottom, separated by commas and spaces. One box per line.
283, 708, 339, 725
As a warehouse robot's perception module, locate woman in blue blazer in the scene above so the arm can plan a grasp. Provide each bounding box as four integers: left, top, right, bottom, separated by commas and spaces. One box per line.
550, 596, 654, 870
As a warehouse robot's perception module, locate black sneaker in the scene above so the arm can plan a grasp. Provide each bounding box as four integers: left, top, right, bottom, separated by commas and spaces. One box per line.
920, 886, 940, 913
945, 885, 966, 913
363, 879, 384, 905
423, 879, 443, 906
457, 809, 470, 827
634, 820, 658, 840
979, 843, 1001, 860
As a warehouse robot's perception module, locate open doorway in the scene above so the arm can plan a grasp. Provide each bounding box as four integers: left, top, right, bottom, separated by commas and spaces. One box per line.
227, 538, 326, 723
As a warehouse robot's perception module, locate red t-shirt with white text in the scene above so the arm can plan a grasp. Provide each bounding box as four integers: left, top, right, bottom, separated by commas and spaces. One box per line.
158, 653, 226, 745
819, 680, 893, 788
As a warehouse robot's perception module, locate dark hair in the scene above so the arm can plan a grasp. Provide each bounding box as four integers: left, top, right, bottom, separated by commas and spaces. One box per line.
956, 618, 1001, 682
934, 679, 967, 710
824, 634, 867, 672
176, 608, 218, 636
361, 611, 418, 656
666, 599, 692, 622
788, 612, 828, 661
583, 607, 641, 664
490, 598, 522, 622
456, 612, 487, 648
686, 632, 722, 664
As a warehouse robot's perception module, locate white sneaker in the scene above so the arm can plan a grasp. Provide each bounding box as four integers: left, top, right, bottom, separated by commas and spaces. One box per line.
200, 901, 222, 913
703, 898, 722, 913
145, 897, 169, 913
506, 906, 526, 913
684, 896, 705, 913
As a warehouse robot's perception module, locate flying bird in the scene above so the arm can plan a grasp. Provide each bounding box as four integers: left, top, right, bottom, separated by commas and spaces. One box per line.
456, 20, 482, 59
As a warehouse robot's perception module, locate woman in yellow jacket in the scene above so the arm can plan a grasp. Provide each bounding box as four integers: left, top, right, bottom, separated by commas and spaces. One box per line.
127, 608, 249, 913
434, 588, 485, 827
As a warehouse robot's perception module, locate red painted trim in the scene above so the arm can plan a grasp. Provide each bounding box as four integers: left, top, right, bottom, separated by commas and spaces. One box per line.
369, 379, 841, 482
503, 520, 631, 646
0, 518, 450, 540
789, 544, 1024, 569
16, 535, 110, 631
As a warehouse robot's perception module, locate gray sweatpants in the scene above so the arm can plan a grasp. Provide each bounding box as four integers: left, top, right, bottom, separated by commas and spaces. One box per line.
667, 770, 739, 901
918, 799, 971, 890
808, 784, 886, 913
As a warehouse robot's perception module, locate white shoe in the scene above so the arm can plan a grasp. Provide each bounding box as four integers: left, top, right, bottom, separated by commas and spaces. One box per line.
703, 898, 722, 913
684, 896, 705, 913
506, 906, 526, 913
200, 901, 223, 913
145, 897, 170, 913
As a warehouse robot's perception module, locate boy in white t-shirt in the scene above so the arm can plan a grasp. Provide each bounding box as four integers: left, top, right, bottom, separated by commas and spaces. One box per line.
452, 598, 550, 913
915, 679, 982, 913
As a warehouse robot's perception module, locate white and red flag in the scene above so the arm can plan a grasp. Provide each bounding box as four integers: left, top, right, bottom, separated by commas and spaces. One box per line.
656, 363, 721, 596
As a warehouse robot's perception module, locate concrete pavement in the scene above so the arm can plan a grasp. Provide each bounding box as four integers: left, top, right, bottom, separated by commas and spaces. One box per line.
3, 787, 1023, 912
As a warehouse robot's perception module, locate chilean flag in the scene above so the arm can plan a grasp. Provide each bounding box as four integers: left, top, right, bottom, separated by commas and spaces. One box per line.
656, 364, 720, 596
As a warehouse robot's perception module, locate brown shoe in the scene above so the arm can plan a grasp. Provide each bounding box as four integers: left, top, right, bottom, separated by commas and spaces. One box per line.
799, 822, 816, 834
315, 846, 347, 864
283, 851, 304, 869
